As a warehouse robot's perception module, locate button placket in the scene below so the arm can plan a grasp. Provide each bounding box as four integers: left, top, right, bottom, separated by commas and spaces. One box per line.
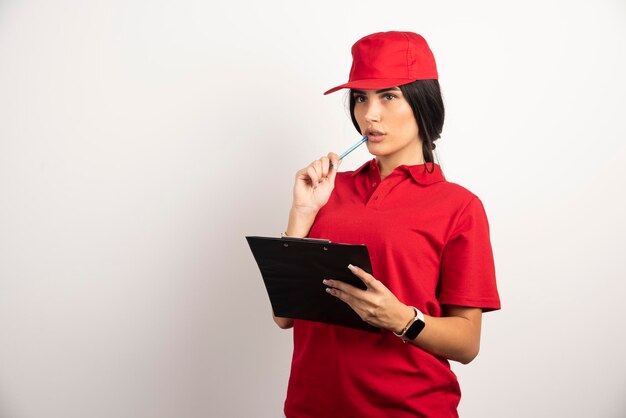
367, 173, 407, 208
367, 183, 386, 207
367, 169, 381, 206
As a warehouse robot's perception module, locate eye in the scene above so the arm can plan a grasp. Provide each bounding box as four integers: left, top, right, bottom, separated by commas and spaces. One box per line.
382, 93, 397, 101
353, 94, 366, 103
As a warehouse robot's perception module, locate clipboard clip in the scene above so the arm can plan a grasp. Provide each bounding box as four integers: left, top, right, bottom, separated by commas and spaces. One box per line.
280, 236, 332, 244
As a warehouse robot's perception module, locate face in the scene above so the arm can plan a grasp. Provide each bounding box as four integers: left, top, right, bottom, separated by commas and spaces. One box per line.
351, 87, 422, 163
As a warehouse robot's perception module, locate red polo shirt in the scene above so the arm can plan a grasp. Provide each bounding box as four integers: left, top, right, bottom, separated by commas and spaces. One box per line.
284, 159, 500, 418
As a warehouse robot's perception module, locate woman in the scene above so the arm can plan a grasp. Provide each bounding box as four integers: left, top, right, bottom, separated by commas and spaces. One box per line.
274, 31, 500, 418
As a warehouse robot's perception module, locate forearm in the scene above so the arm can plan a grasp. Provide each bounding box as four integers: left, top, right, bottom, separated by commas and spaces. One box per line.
285, 206, 317, 238
276, 153, 338, 329
404, 307, 482, 364
323, 266, 484, 363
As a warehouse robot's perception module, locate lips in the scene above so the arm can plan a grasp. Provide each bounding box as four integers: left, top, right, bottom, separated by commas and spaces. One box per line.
366, 129, 385, 141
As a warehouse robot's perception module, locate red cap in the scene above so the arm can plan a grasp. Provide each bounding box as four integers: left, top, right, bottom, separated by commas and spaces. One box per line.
323, 31, 438, 95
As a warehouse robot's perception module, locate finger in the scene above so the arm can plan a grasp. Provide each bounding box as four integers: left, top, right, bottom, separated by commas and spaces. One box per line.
325, 285, 356, 307
322, 279, 365, 298
328, 152, 340, 166
347, 264, 378, 290
328, 152, 341, 171
325, 287, 372, 323
311, 160, 323, 181
320, 156, 330, 178
306, 165, 319, 188
328, 161, 339, 183
295, 167, 308, 180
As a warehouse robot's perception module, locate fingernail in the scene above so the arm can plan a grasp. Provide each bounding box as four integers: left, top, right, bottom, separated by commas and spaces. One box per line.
322, 279, 329, 284
348, 264, 355, 271
325, 288, 332, 294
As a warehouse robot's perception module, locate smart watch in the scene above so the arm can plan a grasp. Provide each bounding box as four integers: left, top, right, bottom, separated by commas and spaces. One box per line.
394, 306, 426, 343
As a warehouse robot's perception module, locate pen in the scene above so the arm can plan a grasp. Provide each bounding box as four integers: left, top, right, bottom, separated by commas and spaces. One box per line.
329, 135, 368, 170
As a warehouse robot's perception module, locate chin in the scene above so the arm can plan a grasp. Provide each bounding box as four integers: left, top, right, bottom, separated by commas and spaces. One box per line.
365, 143, 389, 157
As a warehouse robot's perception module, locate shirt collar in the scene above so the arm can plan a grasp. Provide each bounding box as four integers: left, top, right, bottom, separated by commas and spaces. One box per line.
351, 158, 446, 186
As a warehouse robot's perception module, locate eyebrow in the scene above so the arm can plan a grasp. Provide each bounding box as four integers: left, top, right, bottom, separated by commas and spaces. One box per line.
351, 87, 401, 94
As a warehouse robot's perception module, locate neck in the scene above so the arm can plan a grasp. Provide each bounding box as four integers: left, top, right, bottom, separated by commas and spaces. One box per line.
376, 148, 425, 179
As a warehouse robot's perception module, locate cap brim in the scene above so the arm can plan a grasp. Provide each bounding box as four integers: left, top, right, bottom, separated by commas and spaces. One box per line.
323, 78, 419, 95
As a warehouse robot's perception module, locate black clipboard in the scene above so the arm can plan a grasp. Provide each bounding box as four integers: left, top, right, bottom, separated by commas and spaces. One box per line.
246, 236, 379, 333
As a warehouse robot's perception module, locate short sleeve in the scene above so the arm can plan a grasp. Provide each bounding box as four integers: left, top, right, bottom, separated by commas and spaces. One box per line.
437, 196, 501, 311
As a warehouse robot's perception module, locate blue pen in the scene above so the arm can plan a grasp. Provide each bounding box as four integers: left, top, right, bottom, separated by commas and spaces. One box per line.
329, 135, 368, 170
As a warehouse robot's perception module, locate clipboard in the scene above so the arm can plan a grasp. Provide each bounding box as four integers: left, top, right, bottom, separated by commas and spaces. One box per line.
246, 236, 379, 333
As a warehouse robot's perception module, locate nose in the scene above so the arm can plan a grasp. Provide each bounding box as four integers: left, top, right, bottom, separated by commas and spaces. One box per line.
364, 99, 381, 123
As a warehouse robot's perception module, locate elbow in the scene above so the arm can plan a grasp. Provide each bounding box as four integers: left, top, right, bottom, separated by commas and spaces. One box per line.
273, 316, 294, 329
458, 344, 480, 365
276, 321, 294, 329
458, 353, 478, 365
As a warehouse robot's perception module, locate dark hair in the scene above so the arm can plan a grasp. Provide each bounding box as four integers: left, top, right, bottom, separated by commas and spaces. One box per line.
349, 79, 445, 172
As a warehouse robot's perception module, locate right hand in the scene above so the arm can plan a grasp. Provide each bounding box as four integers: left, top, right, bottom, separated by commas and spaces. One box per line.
292, 152, 341, 214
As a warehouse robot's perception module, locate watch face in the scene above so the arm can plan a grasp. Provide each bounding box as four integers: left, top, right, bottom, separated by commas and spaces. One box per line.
404, 319, 425, 340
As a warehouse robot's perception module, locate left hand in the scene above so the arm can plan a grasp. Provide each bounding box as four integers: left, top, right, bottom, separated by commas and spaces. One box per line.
323, 264, 414, 333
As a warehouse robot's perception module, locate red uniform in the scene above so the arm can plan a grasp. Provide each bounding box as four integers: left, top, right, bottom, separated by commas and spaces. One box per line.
284, 159, 501, 418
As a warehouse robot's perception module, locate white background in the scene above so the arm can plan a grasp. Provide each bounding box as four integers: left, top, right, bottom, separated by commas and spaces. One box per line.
1, 1, 625, 417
